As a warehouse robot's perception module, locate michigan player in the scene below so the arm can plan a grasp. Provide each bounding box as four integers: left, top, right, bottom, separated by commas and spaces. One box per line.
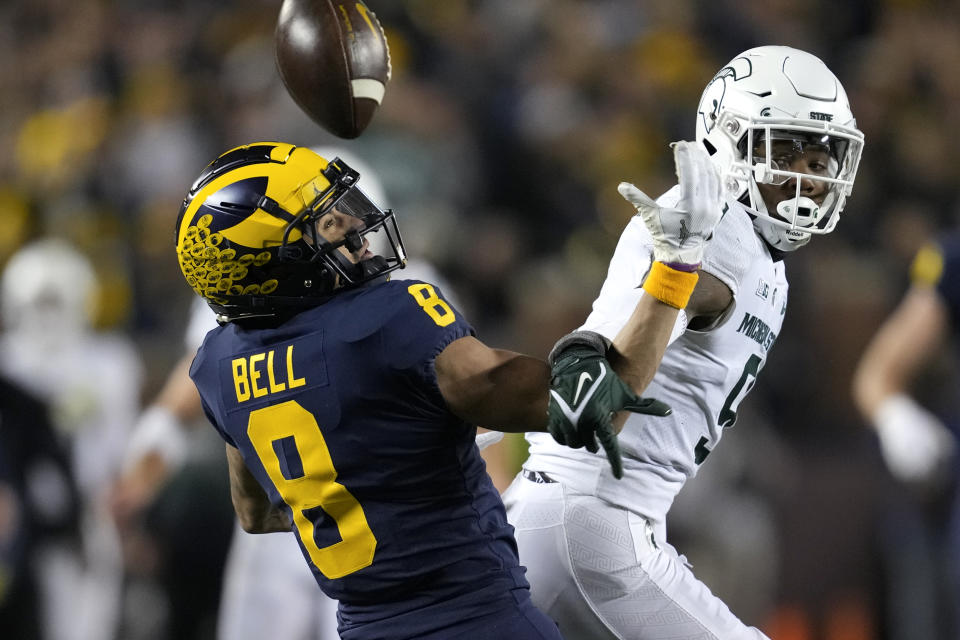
853, 235, 960, 634
173, 142, 717, 639
115, 149, 480, 640
504, 45, 865, 639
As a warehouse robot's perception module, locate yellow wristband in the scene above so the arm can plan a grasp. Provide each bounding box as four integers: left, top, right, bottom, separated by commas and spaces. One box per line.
642, 261, 699, 309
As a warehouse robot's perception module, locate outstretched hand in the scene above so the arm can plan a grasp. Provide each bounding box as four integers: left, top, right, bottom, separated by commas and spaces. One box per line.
619, 141, 724, 268
547, 332, 670, 479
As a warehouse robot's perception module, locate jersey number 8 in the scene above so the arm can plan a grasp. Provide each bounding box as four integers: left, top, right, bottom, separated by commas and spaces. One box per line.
407, 283, 455, 326
248, 400, 377, 578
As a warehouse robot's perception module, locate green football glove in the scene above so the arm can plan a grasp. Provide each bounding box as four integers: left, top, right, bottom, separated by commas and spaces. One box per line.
547, 331, 671, 479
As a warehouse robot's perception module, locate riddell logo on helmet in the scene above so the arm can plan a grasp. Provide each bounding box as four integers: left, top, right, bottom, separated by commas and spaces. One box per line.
809, 112, 833, 121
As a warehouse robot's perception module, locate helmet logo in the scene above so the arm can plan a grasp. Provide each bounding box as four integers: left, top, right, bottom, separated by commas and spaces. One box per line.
760, 107, 772, 117
809, 111, 833, 121
698, 57, 753, 134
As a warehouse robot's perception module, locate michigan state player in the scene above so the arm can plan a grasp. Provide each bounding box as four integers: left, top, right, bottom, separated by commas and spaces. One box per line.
505, 46, 865, 640
175, 143, 714, 639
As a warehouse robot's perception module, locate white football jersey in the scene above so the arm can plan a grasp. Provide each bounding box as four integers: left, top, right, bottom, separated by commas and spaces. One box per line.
0, 331, 143, 500
525, 186, 788, 524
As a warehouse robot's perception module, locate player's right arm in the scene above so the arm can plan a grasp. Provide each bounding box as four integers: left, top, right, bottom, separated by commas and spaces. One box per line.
852, 285, 948, 412
435, 338, 551, 433
685, 271, 734, 327
435, 308, 679, 480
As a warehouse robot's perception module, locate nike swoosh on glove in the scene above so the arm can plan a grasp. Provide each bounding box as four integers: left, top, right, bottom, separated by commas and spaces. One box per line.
547, 331, 670, 479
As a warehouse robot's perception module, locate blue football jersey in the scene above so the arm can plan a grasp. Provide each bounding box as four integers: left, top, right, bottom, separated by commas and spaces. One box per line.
190, 280, 531, 639
934, 234, 960, 326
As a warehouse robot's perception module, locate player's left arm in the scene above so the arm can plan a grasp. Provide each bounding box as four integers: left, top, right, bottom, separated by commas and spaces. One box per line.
226, 443, 292, 534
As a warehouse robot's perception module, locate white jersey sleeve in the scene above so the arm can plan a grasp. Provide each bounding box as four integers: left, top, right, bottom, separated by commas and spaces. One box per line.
526, 195, 788, 526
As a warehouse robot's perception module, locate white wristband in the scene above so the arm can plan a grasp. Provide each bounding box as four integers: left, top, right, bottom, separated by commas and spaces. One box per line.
123, 406, 190, 472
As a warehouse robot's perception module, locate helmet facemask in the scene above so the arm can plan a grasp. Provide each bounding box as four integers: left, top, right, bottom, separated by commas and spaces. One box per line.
294, 166, 406, 291
735, 118, 863, 250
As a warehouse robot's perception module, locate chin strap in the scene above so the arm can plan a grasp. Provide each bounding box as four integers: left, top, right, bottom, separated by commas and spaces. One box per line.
359, 255, 389, 279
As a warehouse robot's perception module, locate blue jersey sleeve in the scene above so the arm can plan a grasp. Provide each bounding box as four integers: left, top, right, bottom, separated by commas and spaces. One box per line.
190, 342, 238, 447
378, 280, 475, 389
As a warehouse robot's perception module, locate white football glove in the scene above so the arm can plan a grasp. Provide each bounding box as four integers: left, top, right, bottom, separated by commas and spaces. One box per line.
874, 394, 956, 485
475, 431, 504, 451
618, 141, 724, 267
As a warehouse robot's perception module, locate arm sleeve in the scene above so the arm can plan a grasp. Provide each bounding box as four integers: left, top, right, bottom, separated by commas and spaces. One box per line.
381, 281, 475, 390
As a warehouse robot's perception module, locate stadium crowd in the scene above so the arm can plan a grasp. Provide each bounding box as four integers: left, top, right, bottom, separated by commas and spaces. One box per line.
1, 1, 959, 638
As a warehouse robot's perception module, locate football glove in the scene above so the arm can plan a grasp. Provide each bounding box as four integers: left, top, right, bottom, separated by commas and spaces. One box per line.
618, 140, 724, 268
547, 331, 671, 479
874, 393, 956, 486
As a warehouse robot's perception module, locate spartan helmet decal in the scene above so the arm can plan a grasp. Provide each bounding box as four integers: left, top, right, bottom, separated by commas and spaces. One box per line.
175, 143, 406, 322
697, 56, 754, 139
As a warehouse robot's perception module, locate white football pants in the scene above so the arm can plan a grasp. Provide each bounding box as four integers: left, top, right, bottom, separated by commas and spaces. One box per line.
502, 474, 769, 640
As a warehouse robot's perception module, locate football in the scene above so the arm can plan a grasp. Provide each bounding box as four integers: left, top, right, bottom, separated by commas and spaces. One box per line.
275, 0, 391, 139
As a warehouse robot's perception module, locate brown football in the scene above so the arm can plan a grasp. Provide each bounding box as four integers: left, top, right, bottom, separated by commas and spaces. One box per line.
276, 0, 391, 139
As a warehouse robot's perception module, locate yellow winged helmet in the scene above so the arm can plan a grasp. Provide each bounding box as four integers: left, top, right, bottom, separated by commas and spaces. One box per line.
175, 142, 405, 322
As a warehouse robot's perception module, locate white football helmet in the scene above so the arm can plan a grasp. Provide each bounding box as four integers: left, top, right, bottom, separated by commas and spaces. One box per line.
696, 46, 864, 251
1, 238, 97, 345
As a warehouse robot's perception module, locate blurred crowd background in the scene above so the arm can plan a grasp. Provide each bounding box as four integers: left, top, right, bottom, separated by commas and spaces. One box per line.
1, 0, 960, 639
